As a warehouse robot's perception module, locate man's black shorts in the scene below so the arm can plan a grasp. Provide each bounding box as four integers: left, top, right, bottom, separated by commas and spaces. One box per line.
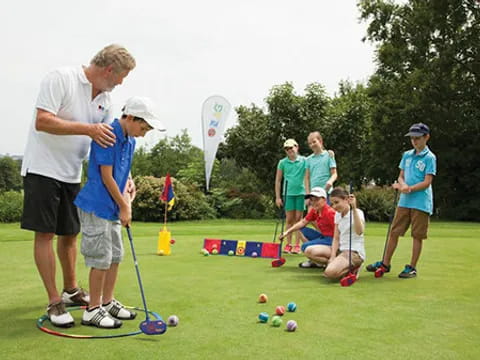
21, 173, 80, 235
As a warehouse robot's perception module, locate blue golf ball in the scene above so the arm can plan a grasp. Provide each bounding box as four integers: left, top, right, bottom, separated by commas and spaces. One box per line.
287, 302, 297, 312
258, 312, 269, 323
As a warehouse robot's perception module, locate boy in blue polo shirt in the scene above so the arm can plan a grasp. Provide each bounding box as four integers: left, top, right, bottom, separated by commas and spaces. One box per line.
74, 96, 165, 328
366, 123, 436, 279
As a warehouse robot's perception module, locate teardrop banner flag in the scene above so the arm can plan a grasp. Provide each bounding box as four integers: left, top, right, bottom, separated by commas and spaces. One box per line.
201, 95, 231, 191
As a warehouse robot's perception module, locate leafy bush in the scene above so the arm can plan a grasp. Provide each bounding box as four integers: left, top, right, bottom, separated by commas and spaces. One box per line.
0, 191, 23, 222
208, 188, 275, 219
355, 186, 397, 222
133, 176, 216, 222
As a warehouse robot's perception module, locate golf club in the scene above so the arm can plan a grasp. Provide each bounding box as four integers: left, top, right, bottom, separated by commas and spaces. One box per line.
340, 184, 357, 286
126, 226, 167, 335
373, 188, 400, 277
272, 207, 281, 243
272, 180, 288, 267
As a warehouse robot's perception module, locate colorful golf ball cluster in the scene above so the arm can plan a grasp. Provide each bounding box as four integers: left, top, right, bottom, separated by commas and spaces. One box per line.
257, 294, 297, 332
201, 244, 223, 256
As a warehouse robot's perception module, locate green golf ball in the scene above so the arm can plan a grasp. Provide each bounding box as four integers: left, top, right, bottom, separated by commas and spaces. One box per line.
272, 315, 282, 327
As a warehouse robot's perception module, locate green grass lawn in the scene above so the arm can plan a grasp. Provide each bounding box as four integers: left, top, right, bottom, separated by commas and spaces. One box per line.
0, 220, 479, 360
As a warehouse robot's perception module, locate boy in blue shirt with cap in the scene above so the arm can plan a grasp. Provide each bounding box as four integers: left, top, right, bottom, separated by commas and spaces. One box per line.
366, 123, 436, 279
74, 96, 165, 328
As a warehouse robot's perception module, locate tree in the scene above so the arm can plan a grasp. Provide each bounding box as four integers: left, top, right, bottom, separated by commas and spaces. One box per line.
326, 81, 373, 189
131, 129, 203, 179
0, 156, 22, 193
359, 0, 480, 219
222, 82, 330, 193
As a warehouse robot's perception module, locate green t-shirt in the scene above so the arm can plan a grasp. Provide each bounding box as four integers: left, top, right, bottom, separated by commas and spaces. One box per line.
306, 151, 336, 189
277, 156, 306, 196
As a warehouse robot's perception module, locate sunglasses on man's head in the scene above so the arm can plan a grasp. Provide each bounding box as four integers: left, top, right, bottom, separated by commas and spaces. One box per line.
284, 147, 294, 151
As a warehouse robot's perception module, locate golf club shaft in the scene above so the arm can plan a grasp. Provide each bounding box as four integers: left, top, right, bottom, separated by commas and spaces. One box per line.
349, 204, 352, 272
348, 183, 355, 273
381, 189, 399, 261
272, 220, 279, 243
278, 180, 288, 258
126, 226, 150, 321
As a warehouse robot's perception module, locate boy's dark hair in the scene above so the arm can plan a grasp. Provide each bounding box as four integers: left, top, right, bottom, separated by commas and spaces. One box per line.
330, 187, 349, 200
120, 114, 153, 130
121, 114, 147, 122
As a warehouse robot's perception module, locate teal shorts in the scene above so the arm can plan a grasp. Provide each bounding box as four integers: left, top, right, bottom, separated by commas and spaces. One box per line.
284, 195, 305, 212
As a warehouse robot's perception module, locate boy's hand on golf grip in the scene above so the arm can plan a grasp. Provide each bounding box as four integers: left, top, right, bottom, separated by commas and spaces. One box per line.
279, 231, 287, 240
275, 198, 283, 207
348, 194, 357, 208
120, 204, 132, 227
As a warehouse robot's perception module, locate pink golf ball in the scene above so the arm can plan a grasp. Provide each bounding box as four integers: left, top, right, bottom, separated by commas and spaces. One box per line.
275, 305, 286, 316
252, 252, 258, 258
286, 320, 297, 332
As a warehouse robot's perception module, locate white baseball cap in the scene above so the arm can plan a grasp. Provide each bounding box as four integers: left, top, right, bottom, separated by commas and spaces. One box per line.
122, 96, 166, 131
304, 187, 327, 199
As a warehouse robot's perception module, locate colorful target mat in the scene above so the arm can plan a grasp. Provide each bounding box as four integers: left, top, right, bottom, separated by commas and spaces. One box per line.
203, 239, 280, 258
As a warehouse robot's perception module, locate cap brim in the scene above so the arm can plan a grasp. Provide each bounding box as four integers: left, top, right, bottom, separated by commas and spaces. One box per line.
305, 194, 323, 199
405, 131, 426, 137
145, 118, 166, 132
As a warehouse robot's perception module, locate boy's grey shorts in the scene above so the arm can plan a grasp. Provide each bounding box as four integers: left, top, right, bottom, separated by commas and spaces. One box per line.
78, 209, 124, 270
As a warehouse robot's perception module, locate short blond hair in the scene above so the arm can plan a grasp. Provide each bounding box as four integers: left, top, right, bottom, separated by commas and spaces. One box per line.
90, 44, 136, 73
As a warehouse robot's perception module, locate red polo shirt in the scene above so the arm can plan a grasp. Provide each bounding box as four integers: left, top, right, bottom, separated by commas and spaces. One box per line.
304, 204, 335, 237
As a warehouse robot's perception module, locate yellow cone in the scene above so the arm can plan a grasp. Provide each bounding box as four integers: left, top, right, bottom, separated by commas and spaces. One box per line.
157, 226, 171, 255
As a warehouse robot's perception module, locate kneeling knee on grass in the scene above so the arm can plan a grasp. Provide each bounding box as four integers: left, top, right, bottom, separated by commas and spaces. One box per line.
324, 251, 363, 280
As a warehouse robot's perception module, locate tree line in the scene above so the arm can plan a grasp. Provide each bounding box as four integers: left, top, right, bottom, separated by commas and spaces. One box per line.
2, 0, 479, 221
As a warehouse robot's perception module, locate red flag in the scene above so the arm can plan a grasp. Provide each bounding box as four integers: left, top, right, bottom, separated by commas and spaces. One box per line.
160, 174, 175, 210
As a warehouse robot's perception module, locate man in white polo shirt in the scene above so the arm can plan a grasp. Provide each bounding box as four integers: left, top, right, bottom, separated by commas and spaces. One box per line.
21, 44, 135, 327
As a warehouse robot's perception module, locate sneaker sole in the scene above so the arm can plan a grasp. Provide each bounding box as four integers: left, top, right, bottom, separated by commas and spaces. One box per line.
81, 320, 122, 329
50, 320, 75, 328
110, 313, 137, 320
64, 302, 89, 307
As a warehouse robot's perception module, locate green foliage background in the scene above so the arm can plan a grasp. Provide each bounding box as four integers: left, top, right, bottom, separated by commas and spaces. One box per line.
2, 0, 479, 221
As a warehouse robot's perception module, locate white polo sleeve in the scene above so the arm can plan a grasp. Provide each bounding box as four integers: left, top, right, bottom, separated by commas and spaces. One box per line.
35, 70, 67, 115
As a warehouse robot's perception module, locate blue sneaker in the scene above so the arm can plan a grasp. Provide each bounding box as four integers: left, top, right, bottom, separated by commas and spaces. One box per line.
366, 260, 384, 272
398, 264, 417, 278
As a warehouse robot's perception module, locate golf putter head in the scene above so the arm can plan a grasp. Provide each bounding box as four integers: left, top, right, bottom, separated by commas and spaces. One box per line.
271, 257, 286, 267
374, 267, 387, 278
340, 272, 357, 287
140, 319, 167, 335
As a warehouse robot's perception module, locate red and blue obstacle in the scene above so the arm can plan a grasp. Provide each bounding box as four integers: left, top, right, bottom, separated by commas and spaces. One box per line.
203, 239, 280, 258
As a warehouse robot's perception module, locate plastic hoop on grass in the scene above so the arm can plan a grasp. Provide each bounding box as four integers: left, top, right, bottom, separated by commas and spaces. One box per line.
36, 306, 163, 339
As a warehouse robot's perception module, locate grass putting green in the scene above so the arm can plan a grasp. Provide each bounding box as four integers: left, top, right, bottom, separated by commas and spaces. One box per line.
0, 220, 478, 359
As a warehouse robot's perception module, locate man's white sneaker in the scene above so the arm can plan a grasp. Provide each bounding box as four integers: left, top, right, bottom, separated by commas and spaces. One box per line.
47, 302, 75, 328
103, 299, 137, 320
81, 307, 122, 329
62, 287, 90, 306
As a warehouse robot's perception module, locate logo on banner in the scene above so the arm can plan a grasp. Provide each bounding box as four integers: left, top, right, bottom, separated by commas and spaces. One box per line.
202, 95, 231, 191
208, 103, 224, 137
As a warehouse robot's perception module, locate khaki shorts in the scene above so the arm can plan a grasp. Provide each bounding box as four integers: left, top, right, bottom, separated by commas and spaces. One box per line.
78, 209, 124, 270
390, 207, 430, 240
337, 250, 363, 267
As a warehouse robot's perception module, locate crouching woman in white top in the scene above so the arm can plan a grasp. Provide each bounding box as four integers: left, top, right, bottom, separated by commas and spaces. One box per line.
324, 187, 365, 280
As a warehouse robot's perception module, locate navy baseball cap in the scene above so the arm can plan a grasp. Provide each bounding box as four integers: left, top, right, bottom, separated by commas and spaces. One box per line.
405, 123, 430, 137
